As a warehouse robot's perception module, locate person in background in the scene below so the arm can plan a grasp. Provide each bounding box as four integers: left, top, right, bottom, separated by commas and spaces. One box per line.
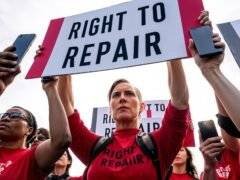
0, 46, 71, 180
169, 147, 199, 180
47, 149, 72, 180
28, 127, 50, 147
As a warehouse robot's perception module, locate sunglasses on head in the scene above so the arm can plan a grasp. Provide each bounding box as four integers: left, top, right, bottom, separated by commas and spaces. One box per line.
0, 112, 28, 122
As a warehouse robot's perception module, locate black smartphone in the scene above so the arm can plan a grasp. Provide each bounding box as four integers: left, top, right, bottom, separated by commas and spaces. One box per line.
198, 120, 219, 141
198, 120, 222, 161
12, 34, 36, 64
190, 26, 223, 58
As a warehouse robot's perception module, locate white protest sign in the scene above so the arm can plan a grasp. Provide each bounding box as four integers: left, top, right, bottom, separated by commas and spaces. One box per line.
91, 100, 169, 137
26, 0, 204, 78
218, 20, 240, 69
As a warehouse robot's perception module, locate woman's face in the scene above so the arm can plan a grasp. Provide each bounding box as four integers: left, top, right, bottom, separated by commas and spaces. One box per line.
0, 108, 30, 141
110, 82, 143, 124
173, 147, 188, 165
55, 151, 71, 167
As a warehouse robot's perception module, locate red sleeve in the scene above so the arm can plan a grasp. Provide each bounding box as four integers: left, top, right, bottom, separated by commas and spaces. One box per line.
68, 110, 100, 165
150, 101, 188, 179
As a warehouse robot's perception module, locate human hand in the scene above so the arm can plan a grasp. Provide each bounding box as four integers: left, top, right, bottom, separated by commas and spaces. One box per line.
0, 46, 21, 94
198, 10, 212, 27
35, 45, 44, 58
41, 76, 59, 92
189, 33, 225, 72
199, 136, 225, 168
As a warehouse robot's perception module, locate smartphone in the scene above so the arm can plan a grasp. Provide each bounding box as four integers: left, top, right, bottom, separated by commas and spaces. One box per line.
190, 26, 223, 58
198, 120, 219, 141
12, 34, 36, 64
198, 120, 222, 161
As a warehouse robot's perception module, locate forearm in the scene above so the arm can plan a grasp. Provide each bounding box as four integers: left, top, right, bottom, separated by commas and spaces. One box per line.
215, 96, 240, 151
58, 75, 74, 116
46, 87, 71, 148
202, 68, 240, 130
35, 87, 72, 170
167, 60, 189, 109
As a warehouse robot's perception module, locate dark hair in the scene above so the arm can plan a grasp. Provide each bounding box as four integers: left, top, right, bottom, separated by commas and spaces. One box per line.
65, 149, 72, 175
11, 106, 37, 146
108, 79, 142, 102
27, 127, 49, 147
185, 147, 199, 180
37, 128, 50, 139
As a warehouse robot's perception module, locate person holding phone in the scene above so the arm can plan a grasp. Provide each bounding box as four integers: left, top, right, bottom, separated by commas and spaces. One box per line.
189, 33, 240, 179
198, 101, 240, 180
0, 46, 72, 180
189, 29, 240, 131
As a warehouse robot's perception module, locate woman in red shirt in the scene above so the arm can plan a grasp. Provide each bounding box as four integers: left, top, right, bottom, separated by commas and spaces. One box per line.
170, 147, 199, 180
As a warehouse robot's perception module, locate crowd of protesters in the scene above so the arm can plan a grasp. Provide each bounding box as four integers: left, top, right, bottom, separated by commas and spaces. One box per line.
0, 10, 239, 180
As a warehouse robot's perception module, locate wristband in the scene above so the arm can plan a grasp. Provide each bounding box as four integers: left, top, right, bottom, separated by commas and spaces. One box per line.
217, 114, 240, 138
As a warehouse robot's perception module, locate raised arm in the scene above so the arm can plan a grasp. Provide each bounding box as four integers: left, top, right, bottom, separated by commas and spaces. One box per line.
167, 60, 189, 109
0, 46, 20, 95
189, 33, 240, 130
58, 75, 75, 116
215, 96, 240, 152
57, 75, 100, 164
35, 77, 71, 172
167, 10, 211, 110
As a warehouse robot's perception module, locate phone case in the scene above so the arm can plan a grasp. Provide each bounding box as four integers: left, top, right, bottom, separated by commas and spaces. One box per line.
13, 34, 36, 64
190, 26, 223, 58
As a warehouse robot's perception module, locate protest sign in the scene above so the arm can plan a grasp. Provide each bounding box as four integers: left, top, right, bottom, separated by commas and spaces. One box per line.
218, 20, 240, 68
26, 0, 203, 78
91, 99, 195, 146
91, 100, 168, 137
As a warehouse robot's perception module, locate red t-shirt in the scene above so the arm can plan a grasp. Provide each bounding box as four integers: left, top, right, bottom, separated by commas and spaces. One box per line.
215, 148, 240, 180
68, 101, 188, 180
201, 148, 240, 180
0, 146, 45, 180
170, 173, 195, 180
88, 128, 158, 179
